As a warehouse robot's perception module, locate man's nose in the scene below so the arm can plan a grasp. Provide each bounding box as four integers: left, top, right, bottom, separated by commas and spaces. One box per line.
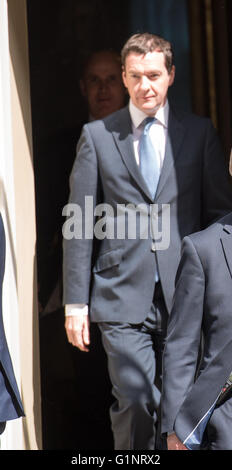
98, 79, 109, 91
140, 75, 150, 90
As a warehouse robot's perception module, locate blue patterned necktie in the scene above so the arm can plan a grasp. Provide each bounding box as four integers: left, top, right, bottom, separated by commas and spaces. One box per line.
139, 117, 160, 200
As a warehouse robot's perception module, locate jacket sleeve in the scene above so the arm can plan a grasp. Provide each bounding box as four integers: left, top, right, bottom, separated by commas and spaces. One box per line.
62, 124, 99, 305
161, 235, 205, 434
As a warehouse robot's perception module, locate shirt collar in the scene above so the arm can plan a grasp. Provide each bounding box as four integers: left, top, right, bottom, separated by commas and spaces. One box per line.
129, 99, 169, 129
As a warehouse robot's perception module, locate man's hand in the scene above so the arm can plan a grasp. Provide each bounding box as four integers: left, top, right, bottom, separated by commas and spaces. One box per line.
167, 433, 187, 450
65, 314, 90, 352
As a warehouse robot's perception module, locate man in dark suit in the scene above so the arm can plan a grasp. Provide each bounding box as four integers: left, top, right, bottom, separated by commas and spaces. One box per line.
0, 214, 24, 436
63, 33, 232, 450
162, 211, 232, 450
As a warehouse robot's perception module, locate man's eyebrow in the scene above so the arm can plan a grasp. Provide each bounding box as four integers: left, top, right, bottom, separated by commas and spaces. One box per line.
86, 73, 99, 80
127, 68, 161, 74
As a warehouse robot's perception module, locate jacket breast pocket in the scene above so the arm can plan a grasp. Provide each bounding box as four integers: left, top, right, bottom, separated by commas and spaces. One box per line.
93, 248, 123, 273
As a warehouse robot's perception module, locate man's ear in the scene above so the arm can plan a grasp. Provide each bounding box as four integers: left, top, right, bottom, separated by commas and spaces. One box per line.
80, 79, 86, 97
168, 65, 175, 87
122, 67, 128, 89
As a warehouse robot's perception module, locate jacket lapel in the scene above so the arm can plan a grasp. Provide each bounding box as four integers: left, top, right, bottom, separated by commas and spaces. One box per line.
111, 107, 153, 201
221, 225, 232, 278
155, 106, 185, 200
111, 106, 186, 202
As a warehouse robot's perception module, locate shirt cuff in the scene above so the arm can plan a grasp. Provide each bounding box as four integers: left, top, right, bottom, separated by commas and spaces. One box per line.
65, 304, 89, 316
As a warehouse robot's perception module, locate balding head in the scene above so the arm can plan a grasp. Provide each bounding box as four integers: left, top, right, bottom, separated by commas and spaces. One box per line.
80, 50, 126, 120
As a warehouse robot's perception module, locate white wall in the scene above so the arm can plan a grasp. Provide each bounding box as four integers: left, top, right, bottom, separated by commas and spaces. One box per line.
0, 0, 23, 449
0, 0, 42, 449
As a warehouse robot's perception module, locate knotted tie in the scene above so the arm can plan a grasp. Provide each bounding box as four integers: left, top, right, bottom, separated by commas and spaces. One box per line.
140, 117, 160, 282
139, 117, 160, 200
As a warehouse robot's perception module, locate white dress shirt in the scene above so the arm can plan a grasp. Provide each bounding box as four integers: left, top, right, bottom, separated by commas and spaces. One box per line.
129, 98, 169, 170
65, 99, 169, 317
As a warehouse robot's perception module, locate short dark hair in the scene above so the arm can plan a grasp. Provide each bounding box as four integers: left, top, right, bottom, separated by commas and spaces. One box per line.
121, 33, 174, 74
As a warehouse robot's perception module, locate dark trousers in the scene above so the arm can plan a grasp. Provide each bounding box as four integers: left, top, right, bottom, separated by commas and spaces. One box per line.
98, 282, 168, 450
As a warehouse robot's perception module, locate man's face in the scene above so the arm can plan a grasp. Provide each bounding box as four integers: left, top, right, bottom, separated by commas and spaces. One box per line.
80, 52, 125, 120
122, 50, 175, 115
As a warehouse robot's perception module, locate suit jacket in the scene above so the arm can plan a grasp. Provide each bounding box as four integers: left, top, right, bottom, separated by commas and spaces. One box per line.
0, 214, 24, 423
161, 212, 232, 448
63, 105, 232, 323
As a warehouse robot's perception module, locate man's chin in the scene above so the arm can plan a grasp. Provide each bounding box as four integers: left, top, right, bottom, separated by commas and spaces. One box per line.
142, 105, 160, 115
138, 99, 161, 114
99, 101, 114, 113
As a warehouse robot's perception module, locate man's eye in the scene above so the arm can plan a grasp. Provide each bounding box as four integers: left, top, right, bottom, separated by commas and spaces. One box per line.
87, 77, 99, 84
108, 75, 117, 82
149, 74, 159, 80
106, 76, 117, 85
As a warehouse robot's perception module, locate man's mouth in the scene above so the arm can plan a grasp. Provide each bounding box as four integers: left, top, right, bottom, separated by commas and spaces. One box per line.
98, 97, 110, 102
142, 95, 156, 100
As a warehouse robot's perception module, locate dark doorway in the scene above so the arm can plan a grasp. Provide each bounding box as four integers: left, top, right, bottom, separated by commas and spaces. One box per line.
27, 0, 132, 450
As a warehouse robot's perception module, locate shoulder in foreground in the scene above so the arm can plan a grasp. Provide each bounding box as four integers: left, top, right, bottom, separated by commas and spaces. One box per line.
187, 212, 232, 246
